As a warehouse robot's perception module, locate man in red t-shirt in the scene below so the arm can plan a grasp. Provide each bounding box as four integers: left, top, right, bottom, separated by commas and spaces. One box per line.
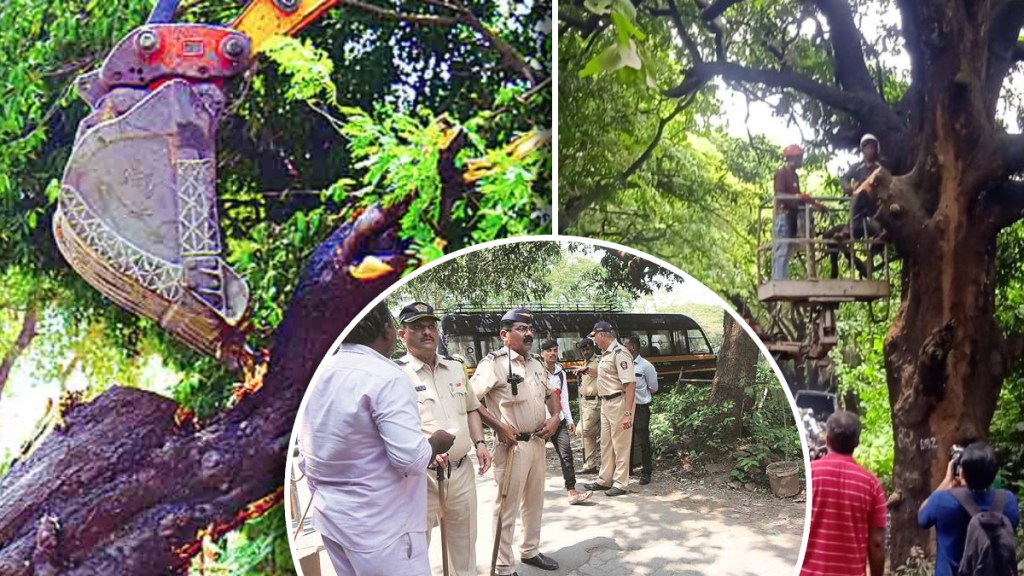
801, 411, 886, 576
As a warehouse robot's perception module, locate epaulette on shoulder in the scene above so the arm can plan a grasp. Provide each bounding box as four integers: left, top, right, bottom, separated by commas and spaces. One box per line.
443, 354, 465, 364
394, 358, 409, 366
485, 349, 508, 360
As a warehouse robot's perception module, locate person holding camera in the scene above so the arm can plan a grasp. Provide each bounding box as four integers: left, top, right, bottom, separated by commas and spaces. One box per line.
801, 411, 886, 576
471, 308, 562, 575
918, 441, 1020, 576
539, 338, 592, 505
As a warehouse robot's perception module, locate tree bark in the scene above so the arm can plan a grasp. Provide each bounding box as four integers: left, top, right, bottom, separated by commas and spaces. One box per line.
0, 302, 39, 400
708, 312, 759, 445
0, 204, 409, 575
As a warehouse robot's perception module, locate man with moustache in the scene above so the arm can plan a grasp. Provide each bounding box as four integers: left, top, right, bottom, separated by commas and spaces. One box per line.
573, 337, 601, 474
297, 302, 455, 576
584, 321, 636, 497
395, 302, 493, 576
471, 308, 562, 575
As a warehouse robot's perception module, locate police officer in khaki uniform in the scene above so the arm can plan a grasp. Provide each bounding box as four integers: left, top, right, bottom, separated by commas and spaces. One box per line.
471, 308, 561, 575
583, 321, 636, 497
572, 337, 601, 474
396, 302, 494, 576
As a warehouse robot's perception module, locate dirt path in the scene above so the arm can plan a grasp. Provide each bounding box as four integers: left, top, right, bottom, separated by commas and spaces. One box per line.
293, 438, 807, 576
429, 439, 806, 576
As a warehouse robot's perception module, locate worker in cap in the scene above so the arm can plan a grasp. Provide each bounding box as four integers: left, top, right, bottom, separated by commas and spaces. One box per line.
471, 308, 562, 574
583, 321, 637, 497
571, 336, 602, 473
395, 301, 494, 576
827, 133, 888, 278
772, 144, 808, 280
841, 134, 885, 237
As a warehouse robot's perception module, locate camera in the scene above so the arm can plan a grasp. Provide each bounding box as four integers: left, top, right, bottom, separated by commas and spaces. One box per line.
950, 444, 965, 477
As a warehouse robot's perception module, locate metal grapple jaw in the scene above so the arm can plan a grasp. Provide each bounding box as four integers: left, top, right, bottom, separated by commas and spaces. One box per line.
54, 23, 254, 361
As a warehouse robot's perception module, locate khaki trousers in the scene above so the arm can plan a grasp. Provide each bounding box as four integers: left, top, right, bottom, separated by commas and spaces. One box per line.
492, 438, 546, 576
427, 458, 478, 576
598, 395, 631, 489
578, 398, 601, 470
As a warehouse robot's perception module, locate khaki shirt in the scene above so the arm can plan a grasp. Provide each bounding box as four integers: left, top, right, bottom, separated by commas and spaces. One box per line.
596, 342, 636, 397
579, 356, 600, 398
399, 353, 480, 461
471, 347, 554, 435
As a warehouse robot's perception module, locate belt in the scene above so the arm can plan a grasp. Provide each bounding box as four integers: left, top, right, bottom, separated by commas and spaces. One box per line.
582, 395, 598, 401
601, 392, 623, 400
515, 433, 540, 442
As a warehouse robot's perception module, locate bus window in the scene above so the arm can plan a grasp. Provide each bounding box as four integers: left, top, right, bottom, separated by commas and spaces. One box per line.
649, 331, 673, 356
556, 336, 582, 361
446, 336, 479, 366
687, 329, 711, 354
673, 330, 688, 353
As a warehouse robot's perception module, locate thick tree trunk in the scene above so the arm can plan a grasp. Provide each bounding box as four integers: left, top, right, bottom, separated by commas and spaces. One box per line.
0, 205, 408, 575
708, 312, 759, 445
875, 1, 1019, 567
0, 302, 39, 400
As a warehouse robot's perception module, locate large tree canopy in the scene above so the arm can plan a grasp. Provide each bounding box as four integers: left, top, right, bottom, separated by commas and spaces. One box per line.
561, 0, 1024, 567
0, 1, 550, 573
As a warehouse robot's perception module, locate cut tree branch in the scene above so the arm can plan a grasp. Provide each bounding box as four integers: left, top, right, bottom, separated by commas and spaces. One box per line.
0, 204, 411, 575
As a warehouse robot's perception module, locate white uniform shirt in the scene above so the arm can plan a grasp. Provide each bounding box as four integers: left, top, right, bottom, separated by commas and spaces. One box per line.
297, 344, 433, 552
544, 362, 573, 424
633, 354, 659, 405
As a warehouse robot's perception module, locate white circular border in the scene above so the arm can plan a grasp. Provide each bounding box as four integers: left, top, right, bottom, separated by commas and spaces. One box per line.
283, 233, 813, 576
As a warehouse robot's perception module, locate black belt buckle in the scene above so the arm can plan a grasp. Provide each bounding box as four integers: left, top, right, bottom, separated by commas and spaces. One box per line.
583, 395, 597, 401
515, 432, 533, 442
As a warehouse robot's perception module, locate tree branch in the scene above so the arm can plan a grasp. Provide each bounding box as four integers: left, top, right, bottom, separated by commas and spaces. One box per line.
0, 303, 38, 400
986, 0, 1024, 111
0, 204, 411, 575
622, 98, 691, 179
343, 0, 460, 26
988, 178, 1024, 230
700, 0, 743, 21
664, 0, 703, 63
811, 0, 877, 95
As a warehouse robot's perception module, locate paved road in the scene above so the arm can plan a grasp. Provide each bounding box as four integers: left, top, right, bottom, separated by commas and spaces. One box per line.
293, 439, 806, 576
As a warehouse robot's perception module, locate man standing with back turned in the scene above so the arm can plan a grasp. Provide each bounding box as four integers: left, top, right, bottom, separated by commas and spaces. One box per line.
396, 301, 494, 576
574, 337, 602, 474
472, 308, 562, 575
297, 302, 455, 576
800, 411, 886, 576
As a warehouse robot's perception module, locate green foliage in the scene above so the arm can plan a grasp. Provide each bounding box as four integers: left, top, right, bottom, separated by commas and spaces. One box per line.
188, 505, 295, 576
650, 384, 736, 462
831, 290, 899, 486
0, 1, 550, 573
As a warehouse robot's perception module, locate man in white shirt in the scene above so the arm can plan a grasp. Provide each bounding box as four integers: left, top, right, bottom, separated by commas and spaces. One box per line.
625, 336, 659, 485
539, 338, 592, 505
297, 302, 455, 576
396, 301, 493, 576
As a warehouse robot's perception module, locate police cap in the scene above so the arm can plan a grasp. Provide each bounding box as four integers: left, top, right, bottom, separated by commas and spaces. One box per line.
501, 308, 534, 324
398, 301, 440, 324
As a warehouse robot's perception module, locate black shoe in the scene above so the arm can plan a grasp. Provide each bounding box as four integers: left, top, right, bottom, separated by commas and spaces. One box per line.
606, 487, 627, 496
522, 552, 559, 571
639, 474, 651, 485
584, 482, 611, 491
579, 466, 599, 475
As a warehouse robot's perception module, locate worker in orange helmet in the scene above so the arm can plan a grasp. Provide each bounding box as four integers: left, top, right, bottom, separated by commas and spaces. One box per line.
772, 144, 812, 280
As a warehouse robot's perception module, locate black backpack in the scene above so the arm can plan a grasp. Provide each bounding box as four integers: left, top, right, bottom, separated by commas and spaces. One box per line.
949, 488, 1018, 576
